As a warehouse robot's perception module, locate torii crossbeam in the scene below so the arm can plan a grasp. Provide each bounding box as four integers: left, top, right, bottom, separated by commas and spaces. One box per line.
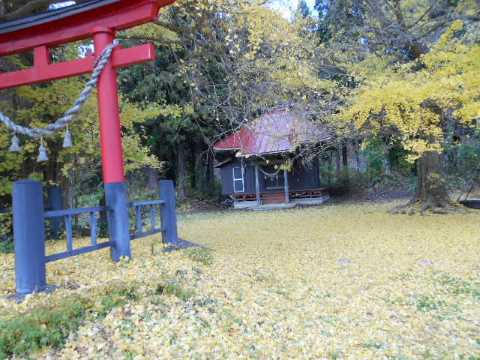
0, 0, 175, 261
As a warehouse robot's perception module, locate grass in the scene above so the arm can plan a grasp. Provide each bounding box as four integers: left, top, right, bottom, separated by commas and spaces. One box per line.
185, 247, 213, 266
0, 299, 85, 359
155, 281, 195, 301
0, 286, 137, 359
435, 272, 480, 299
415, 294, 446, 312
0, 201, 479, 358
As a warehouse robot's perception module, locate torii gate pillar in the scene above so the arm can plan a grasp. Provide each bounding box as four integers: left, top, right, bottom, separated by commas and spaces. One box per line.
93, 27, 130, 261
94, 28, 126, 185
0, 0, 177, 261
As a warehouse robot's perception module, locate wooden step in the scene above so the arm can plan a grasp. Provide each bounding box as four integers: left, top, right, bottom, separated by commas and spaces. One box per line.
262, 192, 287, 204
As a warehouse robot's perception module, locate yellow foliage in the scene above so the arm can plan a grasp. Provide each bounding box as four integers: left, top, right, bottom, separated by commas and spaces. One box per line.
340, 21, 480, 159
1, 203, 479, 358
238, 4, 328, 93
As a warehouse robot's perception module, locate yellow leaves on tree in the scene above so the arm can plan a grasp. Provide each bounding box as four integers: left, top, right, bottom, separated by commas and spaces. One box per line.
238, 4, 329, 94
341, 21, 480, 160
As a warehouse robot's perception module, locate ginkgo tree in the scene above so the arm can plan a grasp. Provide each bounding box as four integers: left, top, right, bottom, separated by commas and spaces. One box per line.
341, 20, 480, 213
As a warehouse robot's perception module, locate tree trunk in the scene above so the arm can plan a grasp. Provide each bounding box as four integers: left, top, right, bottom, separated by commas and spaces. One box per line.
205, 152, 215, 193
383, 144, 391, 176
342, 141, 348, 168
413, 151, 451, 205
176, 142, 188, 201
335, 145, 341, 180
146, 167, 158, 193
193, 141, 206, 194
327, 152, 334, 185
354, 138, 361, 173
392, 151, 459, 214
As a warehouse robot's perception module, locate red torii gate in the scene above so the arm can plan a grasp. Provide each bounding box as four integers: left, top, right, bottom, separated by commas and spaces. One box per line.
0, 0, 175, 261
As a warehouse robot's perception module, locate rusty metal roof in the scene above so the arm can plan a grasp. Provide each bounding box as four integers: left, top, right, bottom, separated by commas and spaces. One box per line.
213, 110, 332, 156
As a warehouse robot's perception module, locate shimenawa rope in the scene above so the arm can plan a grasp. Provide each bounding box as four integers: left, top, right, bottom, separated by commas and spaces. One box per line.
0, 41, 119, 160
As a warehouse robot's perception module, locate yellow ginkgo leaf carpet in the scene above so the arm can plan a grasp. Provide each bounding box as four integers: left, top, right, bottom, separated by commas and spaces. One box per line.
1, 202, 479, 359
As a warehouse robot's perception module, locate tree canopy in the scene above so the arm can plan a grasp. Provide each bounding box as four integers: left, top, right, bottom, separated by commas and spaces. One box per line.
342, 20, 480, 159
0, 0, 479, 212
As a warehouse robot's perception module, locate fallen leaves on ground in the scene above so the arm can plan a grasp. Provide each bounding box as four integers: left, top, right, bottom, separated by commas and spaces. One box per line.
1, 201, 479, 359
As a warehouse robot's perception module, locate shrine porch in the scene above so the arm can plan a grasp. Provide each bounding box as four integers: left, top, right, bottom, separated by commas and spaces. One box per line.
232, 188, 330, 209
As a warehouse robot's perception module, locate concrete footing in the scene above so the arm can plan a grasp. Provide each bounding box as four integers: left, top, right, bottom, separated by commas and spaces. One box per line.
234, 195, 330, 210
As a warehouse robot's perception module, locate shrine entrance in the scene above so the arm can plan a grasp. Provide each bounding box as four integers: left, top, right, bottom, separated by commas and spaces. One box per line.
0, 0, 187, 298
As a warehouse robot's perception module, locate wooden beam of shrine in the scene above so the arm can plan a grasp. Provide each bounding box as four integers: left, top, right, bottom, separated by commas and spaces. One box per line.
0, 44, 156, 90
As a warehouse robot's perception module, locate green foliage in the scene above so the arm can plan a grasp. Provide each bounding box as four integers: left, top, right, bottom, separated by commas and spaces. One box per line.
435, 273, 480, 300
0, 286, 138, 359
445, 129, 480, 193
202, 180, 223, 202
0, 131, 21, 198
318, 163, 335, 187
156, 282, 194, 301
415, 295, 446, 313
360, 139, 412, 178
186, 247, 214, 266
0, 213, 12, 246
361, 139, 387, 181
0, 299, 86, 359
0, 240, 13, 254
97, 287, 139, 318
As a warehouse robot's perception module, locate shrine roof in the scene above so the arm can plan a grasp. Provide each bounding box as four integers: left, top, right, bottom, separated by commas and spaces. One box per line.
213, 110, 333, 156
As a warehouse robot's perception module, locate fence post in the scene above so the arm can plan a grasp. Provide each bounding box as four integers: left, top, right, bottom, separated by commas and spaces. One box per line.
13, 180, 47, 296
46, 185, 63, 239
159, 180, 178, 245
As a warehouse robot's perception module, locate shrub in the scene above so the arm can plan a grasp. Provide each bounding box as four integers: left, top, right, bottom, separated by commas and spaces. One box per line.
0, 299, 86, 359
0, 212, 12, 245
0, 286, 138, 359
445, 131, 480, 194
0, 241, 14, 254
0, 211, 13, 255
